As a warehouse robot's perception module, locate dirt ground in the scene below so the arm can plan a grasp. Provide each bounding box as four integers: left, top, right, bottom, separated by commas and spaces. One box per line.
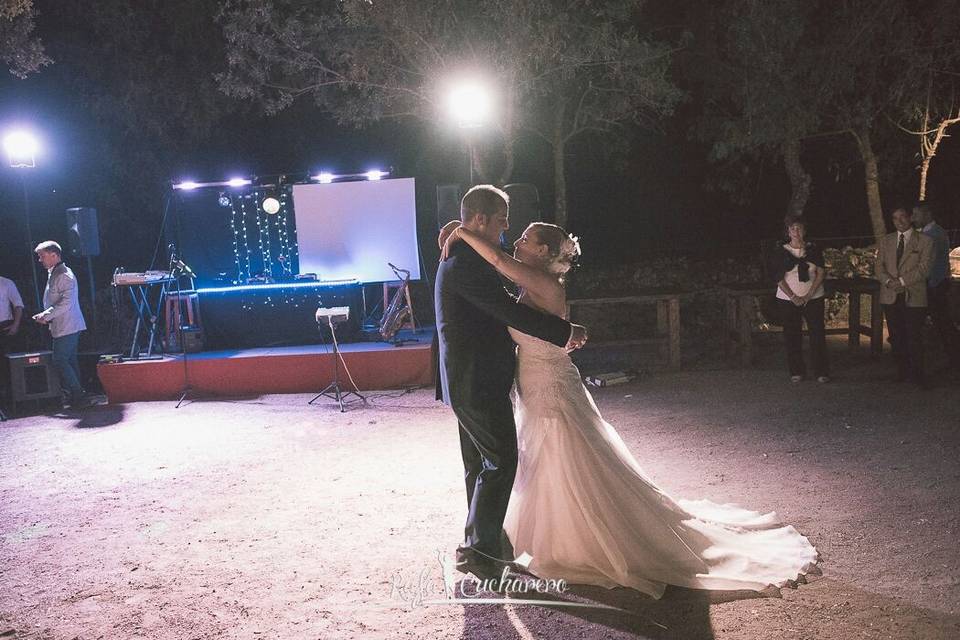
1, 338, 959, 640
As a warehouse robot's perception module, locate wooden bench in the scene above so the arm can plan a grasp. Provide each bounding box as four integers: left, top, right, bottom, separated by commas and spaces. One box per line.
720, 277, 883, 366
565, 288, 690, 370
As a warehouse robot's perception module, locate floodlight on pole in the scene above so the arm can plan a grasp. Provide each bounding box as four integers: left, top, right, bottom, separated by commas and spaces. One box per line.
447, 82, 492, 129
447, 81, 493, 186
3, 130, 39, 168
3, 128, 42, 309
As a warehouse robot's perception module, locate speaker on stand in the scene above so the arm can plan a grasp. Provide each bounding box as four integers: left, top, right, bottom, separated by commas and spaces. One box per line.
66, 207, 101, 345
436, 184, 462, 231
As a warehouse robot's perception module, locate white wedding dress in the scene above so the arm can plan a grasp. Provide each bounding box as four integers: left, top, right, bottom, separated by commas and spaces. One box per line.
503, 327, 819, 598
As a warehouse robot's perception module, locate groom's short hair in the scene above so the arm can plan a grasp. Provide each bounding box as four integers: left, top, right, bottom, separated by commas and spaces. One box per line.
461, 185, 509, 222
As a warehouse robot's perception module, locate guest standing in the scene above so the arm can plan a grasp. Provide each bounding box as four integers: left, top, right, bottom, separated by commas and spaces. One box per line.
31, 241, 91, 407
875, 207, 934, 388
773, 215, 830, 383
0, 274, 25, 404
912, 201, 960, 369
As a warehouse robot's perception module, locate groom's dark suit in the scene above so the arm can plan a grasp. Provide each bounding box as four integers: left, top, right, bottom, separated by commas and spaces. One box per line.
436, 242, 572, 562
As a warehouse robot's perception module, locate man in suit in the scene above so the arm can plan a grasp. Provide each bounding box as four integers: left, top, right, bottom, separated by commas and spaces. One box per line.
913, 201, 960, 370
875, 207, 934, 387
32, 241, 91, 407
435, 185, 587, 583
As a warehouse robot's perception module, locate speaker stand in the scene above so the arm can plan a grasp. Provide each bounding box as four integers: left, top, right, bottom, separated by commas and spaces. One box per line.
309, 316, 365, 412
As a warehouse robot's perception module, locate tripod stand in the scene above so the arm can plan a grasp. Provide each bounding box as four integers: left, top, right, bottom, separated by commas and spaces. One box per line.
309, 310, 365, 412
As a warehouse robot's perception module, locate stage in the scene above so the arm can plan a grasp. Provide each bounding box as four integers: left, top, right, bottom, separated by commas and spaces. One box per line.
97, 333, 434, 404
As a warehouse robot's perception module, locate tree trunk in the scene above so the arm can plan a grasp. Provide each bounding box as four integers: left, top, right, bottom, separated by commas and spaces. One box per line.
854, 127, 887, 240
552, 101, 568, 228
918, 155, 931, 202
782, 137, 811, 218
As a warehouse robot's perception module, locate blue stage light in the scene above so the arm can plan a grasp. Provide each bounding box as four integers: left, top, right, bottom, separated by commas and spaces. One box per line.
196, 279, 359, 295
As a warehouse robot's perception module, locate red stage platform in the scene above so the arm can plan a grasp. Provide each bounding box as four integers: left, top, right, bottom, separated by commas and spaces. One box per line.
97, 339, 434, 404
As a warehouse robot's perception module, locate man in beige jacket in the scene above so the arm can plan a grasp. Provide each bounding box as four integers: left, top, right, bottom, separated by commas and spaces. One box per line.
875, 207, 934, 387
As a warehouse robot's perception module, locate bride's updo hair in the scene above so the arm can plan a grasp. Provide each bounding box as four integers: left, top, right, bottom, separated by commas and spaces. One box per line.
528, 223, 581, 283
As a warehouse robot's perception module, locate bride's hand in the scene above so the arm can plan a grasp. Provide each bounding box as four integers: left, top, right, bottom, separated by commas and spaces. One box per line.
565, 324, 588, 352
440, 227, 463, 261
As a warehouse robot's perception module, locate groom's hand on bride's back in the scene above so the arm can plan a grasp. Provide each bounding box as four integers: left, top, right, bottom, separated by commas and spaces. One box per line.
565, 324, 588, 352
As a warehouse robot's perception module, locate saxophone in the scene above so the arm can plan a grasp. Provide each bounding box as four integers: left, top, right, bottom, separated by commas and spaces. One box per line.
379, 263, 411, 341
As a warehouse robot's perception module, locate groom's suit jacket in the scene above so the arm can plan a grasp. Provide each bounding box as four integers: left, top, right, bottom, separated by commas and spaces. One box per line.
874, 230, 933, 307
435, 243, 571, 406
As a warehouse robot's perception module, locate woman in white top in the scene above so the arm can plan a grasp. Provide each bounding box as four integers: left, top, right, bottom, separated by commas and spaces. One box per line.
774, 215, 829, 383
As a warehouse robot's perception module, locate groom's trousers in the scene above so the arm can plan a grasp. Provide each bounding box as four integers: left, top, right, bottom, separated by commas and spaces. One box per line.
453, 395, 518, 562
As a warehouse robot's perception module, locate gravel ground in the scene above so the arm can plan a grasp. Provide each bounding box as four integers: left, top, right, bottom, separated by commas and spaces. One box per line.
1, 340, 959, 640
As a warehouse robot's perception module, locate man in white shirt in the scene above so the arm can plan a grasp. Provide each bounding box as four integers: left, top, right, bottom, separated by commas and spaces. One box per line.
875, 207, 934, 387
0, 274, 25, 406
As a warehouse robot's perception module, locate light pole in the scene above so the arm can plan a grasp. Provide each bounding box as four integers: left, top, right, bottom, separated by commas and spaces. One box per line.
447, 81, 492, 186
3, 130, 41, 311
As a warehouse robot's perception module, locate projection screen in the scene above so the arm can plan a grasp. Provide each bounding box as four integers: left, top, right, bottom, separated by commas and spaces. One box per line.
292, 178, 421, 283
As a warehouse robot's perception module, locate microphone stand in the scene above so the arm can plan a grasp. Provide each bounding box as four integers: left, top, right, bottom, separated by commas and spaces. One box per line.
168, 245, 194, 408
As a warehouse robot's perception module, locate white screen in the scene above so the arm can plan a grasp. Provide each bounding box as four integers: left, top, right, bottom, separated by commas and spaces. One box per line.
292, 178, 421, 283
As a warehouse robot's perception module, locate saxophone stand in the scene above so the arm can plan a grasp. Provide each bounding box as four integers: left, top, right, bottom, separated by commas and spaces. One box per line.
309, 307, 366, 412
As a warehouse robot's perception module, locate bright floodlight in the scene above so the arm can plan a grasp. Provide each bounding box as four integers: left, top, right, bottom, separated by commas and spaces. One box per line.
314, 172, 335, 184
174, 181, 199, 190
227, 177, 251, 187
3, 130, 38, 168
365, 170, 385, 181
448, 82, 492, 129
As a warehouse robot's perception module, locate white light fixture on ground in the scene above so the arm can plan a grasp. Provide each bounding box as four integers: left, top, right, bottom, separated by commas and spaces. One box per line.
227, 178, 252, 187
314, 172, 335, 184
365, 170, 385, 181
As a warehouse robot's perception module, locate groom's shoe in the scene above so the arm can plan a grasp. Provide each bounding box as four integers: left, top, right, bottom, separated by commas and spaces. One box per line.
455, 547, 503, 583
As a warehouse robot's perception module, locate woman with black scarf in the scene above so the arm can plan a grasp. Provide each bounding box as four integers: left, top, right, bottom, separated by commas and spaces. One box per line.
773, 215, 830, 383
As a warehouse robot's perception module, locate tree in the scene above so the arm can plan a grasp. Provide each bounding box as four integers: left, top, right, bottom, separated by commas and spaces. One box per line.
217, 0, 682, 227
887, 1, 960, 202
1, 0, 50, 77
688, 0, 822, 220
32, 0, 241, 269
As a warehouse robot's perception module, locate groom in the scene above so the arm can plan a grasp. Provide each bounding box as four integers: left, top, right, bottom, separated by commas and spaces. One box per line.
435, 185, 587, 582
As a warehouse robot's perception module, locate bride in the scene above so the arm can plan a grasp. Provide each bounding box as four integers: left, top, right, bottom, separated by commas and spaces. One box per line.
440, 221, 819, 598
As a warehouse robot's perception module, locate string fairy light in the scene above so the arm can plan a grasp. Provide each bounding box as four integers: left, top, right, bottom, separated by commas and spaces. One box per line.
227, 194, 245, 283
253, 188, 275, 280
237, 193, 253, 282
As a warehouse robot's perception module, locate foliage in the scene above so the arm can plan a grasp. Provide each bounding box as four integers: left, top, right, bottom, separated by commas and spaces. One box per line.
216, 0, 683, 221
0, 0, 50, 77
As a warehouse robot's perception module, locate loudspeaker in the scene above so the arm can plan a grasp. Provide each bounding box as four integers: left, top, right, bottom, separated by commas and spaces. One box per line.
503, 183, 541, 245
436, 184, 462, 230
66, 207, 100, 257
7, 351, 61, 402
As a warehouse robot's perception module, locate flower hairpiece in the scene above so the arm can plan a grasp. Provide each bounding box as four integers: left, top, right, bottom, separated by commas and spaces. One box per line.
559, 234, 581, 262
548, 233, 581, 276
